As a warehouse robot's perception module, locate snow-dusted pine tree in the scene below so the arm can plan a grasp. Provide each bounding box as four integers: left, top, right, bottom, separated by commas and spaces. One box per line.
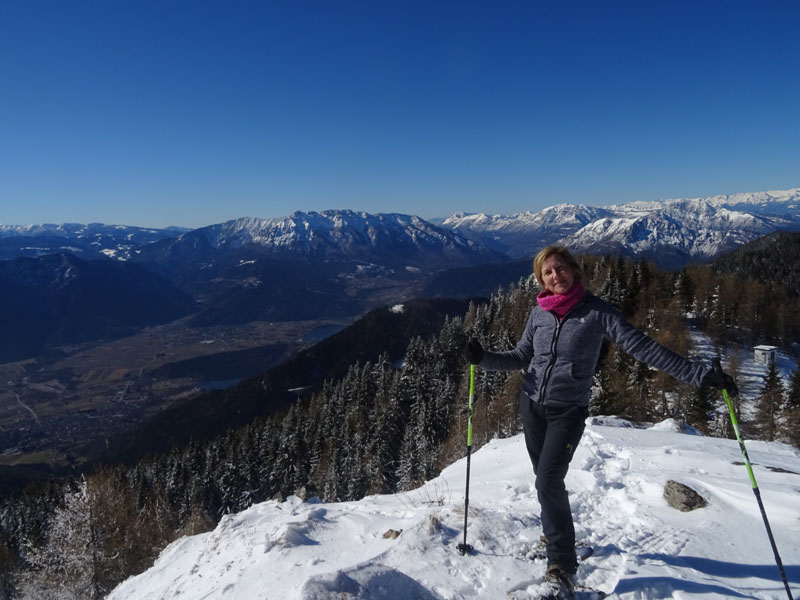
17, 479, 100, 600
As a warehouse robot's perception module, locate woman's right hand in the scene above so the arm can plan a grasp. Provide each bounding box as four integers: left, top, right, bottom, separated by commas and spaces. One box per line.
463, 339, 484, 364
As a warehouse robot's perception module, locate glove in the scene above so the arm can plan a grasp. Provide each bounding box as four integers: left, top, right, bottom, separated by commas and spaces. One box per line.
463, 338, 484, 364
702, 368, 738, 396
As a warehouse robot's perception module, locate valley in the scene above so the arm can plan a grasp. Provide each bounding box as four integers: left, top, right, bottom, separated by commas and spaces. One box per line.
0, 316, 350, 479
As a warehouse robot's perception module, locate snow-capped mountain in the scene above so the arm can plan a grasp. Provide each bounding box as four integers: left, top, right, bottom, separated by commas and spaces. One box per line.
149, 210, 500, 265
440, 188, 800, 267
129, 211, 507, 325
439, 204, 612, 258
0, 222, 185, 261
107, 417, 800, 600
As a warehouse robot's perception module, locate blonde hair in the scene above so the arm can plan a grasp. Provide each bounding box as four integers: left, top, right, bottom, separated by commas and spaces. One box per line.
533, 245, 583, 287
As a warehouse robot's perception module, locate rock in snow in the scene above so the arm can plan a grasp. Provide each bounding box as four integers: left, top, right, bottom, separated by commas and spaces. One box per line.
663, 480, 709, 512
108, 419, 800, 600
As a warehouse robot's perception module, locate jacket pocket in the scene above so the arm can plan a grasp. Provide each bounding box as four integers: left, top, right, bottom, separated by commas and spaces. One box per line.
570, 361, 593, 382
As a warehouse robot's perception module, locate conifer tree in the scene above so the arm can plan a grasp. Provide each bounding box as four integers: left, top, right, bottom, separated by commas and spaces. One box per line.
627, 359, 653, 422
635, 257, 652, 291
755, 360, 784, 441
685, 384, 714, 434
364, 362, 402, 494
674, 269, 694, 314
620, 265, 641, 317
590, 360, 619, 416
781, 368, 800, 446
598, 256, 626, 310
271, 404, 304, 498
396, 424, 422, 491
0, 529, 15, 600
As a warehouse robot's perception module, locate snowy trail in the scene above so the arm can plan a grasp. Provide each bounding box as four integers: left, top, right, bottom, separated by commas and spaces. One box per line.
109, 419, 800, 600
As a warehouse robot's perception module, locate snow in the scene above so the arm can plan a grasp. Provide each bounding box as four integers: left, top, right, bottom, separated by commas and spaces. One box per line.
438, 188, 800, 262
108, 419, 800, 600
390, 304, 405, 314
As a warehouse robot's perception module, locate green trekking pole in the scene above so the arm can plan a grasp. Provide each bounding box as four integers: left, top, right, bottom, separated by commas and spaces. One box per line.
713, 358, 793, 600
457, 363, 476, 555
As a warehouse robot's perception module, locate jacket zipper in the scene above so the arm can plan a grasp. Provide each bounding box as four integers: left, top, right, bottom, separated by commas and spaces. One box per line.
537, 312, 562, 404
536, 296, 587, 405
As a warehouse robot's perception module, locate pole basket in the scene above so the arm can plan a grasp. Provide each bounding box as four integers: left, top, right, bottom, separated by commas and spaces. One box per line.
456, 542, 474, 555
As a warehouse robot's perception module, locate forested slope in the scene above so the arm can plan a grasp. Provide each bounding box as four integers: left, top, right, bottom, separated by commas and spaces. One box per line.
712, 231, 800, 296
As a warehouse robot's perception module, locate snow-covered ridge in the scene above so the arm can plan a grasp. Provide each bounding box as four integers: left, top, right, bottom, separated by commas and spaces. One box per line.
0, 222, 183, 237
440, 188, 800, 264
107, 419, 800, 599
183, 210, 483, 256
0, 223, 187, 261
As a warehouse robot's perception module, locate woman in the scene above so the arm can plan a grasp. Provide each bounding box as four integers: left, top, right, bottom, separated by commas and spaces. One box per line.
463, 245, 735, 594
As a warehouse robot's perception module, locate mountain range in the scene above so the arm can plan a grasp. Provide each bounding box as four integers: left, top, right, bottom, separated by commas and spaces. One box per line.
438, 188, 800, 267
1, 189, 799, 361
3, 188, 799, 271
4, 188, 799, 268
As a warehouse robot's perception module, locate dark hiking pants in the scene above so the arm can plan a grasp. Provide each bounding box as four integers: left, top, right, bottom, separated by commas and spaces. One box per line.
520, 393, 588, 574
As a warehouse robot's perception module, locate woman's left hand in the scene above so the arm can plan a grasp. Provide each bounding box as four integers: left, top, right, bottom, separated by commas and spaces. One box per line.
702, 369, 738, 396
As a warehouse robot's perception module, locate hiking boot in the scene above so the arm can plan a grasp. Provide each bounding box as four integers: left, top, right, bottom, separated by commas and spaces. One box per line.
544, 563, 576, 598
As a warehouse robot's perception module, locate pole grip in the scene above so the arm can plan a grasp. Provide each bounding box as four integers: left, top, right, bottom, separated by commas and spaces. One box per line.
466, 364, 475, 447
712, 357, 723, 375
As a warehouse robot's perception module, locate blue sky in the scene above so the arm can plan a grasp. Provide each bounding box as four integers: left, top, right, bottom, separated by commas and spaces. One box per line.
2, 1, 798, 229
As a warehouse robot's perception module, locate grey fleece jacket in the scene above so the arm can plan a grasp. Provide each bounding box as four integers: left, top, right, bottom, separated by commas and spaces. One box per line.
479, 291, 709, 408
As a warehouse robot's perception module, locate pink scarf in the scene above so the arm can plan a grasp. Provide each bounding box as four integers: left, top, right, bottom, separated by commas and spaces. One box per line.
537, 281, 585, 320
